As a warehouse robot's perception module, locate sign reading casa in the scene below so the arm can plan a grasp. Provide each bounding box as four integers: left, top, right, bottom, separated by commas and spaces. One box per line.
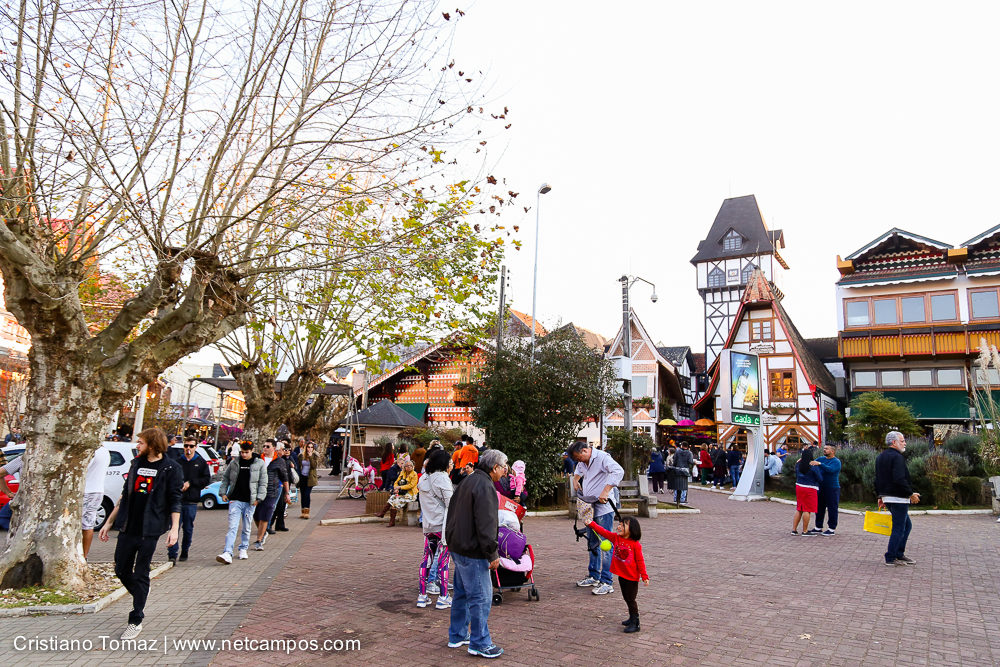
718, 350, 761, 426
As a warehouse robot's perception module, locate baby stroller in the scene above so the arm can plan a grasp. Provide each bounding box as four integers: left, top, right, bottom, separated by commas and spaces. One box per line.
493, 494, 540, 605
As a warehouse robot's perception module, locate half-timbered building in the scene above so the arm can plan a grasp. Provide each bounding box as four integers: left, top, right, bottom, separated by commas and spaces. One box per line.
691, 195, 788, 368
696, 270, 838, 451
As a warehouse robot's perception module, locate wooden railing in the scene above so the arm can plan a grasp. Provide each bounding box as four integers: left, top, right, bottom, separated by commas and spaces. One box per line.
839, 326, 1000, 358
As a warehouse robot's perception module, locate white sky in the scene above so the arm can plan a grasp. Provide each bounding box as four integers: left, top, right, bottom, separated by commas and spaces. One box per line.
448, 1, 1000, 352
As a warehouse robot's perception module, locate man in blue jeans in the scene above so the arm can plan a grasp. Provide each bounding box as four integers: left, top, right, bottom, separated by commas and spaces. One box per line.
444, 449, 507, 659
874, 431, 920, 566
727, 445, 743, 489
168, 437, 212, 563
569, 441, 624, 596
216, 441, 267, 564
808, 443, 841, 536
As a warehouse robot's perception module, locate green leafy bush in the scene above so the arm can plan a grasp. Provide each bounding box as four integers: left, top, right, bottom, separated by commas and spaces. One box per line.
846, 392, 923, 448
927, 454, 958, 508
942, 434, 985, 477
606, 429, 653, 480
955, 477, 986, 505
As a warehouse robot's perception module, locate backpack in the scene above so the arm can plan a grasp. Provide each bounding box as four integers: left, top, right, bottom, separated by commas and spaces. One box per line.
498, 525, 527, 563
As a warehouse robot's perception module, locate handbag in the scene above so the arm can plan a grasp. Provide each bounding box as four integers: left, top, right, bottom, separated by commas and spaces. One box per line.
863, 510, 893, 536
289, 461, 300, 485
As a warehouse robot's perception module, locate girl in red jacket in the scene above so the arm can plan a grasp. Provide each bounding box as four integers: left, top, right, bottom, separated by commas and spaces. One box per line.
587, 516, 649, 633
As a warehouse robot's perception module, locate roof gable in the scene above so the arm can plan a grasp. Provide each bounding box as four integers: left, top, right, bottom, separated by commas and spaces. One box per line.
352, 398, 425, 427
844, 227, 951, 261
690, 195, 778, 265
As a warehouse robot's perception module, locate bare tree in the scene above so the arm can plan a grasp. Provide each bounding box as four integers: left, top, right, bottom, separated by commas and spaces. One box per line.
0, 365, 28, 435
0, 0, 510, 591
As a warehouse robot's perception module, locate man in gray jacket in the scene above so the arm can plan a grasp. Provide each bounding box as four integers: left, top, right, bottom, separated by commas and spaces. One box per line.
569, 441, 624, 596
216, 441, 268, 564
672, 441, 695, 504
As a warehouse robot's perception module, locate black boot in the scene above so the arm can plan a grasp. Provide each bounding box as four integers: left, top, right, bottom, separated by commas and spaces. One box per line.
621, 614, 637, 626
624, 615, 640, 633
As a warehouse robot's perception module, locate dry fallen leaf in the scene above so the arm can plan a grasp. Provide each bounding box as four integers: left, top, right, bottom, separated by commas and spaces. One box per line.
799, 634, 812, 640
673, 642, 683, 647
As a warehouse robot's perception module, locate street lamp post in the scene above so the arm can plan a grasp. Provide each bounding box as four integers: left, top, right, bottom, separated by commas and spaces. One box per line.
619, 274, 658, 478
530, 183, 552, 364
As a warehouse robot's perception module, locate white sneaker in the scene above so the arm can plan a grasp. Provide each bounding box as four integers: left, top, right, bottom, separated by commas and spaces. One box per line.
427, 582, 441, 595
592, 583, 614, 595
261, 533, 268, 546
121, 623, 142, 640
417, 594, 429, 608
436, 595, 452, 609
216, 553, 232, 564
238, 549, 248, 560
252, 541, 264, 551
576, 577, 599, 587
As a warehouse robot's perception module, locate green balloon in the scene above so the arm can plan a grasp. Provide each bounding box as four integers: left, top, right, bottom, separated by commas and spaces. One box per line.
600, 539, 613, 552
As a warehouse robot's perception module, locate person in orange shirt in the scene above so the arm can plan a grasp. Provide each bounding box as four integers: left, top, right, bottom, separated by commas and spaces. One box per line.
456, 439, 479, 469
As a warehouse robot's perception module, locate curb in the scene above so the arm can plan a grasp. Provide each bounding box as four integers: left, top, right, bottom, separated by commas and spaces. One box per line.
0, 561, 174, 618
320, 516, 387, 526
526, 510, 568, 517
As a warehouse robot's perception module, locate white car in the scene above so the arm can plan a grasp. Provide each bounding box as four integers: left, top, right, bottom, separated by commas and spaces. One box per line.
3, 441, 137, 531
167, 443, 223, 475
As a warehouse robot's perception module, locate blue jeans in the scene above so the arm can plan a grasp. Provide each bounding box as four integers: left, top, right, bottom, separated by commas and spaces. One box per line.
816, 487, 840, 530
429, 550, 440, 583
223, 500, 255, 554
729, 465, 741, 488
885, 502, 912, 563
449, 553, 493, 651
168, 504, 198, 558
587, 512, 614, 585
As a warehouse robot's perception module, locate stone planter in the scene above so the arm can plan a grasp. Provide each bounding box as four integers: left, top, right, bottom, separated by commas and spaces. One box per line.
990, 476, 1000, 515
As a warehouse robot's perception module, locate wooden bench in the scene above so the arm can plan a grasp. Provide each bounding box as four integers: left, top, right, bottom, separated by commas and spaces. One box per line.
567, 479, 658, 518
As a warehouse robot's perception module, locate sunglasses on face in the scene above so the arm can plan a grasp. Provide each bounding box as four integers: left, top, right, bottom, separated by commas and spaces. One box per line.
183, 444, 197, 448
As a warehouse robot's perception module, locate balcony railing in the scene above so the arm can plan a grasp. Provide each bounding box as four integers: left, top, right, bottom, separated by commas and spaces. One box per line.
839, 326, 1000, 359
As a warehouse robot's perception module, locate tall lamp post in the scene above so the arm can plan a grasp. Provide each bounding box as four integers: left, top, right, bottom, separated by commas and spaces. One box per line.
530, 183, 553, 363
619, 274, 658, 477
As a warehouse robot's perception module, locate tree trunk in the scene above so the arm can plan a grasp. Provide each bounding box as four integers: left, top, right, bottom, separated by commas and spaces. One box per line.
230, 363, 323, 451
0, 339, 107, 592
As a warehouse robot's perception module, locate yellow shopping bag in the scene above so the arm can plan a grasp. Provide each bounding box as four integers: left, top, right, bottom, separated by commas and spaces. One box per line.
863, 511, 893, 536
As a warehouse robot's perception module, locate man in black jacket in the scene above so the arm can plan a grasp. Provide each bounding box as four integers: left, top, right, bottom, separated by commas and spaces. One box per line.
100, 427, 182, 641
167, 436, 212, 564
252, 440, 289, 550
874, 431, 920, 566
445, 448, 506, 660
268, 443, 294, 533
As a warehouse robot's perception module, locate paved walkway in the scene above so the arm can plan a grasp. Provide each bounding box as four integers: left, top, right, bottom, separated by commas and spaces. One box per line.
2, 488, 999, 666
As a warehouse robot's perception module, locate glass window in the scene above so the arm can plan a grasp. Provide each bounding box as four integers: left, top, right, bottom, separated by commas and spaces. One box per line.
108, 451, 126, 467
631, 375, 648, 398
770, 371, 795, 401
751, 320, 773, 341
846, 301, 870, 326
938, 369, 964, 386
901, 297, 925, 323
971, 290, 1000, 319
854, 371, 877, 387
975, 368, 1000, 386
873, 299, 897, 325
708, 268, 725, 288
723, 231, 742, 251
930, 294, 956, 322
741, 264, 757, 283
908, 370, 933, 386
881, 370, 905, 386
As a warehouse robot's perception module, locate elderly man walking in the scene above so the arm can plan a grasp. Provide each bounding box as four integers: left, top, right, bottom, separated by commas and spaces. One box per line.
445, 449, 507, 659
569, 441, 624, 596
875, 431, 920, 567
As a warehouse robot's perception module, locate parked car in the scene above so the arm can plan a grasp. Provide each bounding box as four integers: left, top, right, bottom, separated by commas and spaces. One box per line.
167, 443, 223, 475
2, 441, 137, 531
200, 480, 297, 509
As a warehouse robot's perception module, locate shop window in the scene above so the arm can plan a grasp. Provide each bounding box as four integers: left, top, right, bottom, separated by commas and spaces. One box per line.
873, 299, 897, 325
708, 267, 725, 288
971, 289, 1000, 320
854, 371, 877, 387
783, 429, 804, 450
937, 368, 964, 386
770, 370, 795, 401
930, 294, 957, 321
881, 370, 904, 387
723, 230, 743, 251
901, 297, 925, 323
750, 320, 773, 342
846, 301, 870, 326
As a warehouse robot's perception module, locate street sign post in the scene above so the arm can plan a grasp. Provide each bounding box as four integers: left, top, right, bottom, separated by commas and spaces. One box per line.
718, 350, 766, 501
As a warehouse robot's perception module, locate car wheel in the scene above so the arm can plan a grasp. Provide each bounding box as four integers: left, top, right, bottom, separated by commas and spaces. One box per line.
203, 496, 217, 510
95, 497, 114, 531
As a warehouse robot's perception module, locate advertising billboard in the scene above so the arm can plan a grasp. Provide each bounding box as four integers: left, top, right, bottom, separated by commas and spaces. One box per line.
718, 350, 761, 426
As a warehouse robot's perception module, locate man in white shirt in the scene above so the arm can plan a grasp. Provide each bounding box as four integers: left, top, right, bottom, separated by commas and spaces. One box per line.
83, 447, 112, 558
568, 441, 624, 596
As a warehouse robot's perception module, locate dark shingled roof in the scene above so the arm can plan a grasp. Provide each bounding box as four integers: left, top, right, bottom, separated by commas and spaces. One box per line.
656, 346, 693, 370
691, 352, 707, 374
350, 399, 425, 427
805, 337, 840, 362
690, 195, 783, 265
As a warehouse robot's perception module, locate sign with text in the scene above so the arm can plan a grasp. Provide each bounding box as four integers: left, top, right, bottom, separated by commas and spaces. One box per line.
718, 349, 761, 426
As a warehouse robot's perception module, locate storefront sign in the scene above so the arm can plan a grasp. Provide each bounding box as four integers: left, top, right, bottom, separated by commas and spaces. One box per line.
762, 413, 779, 425
749, 343, 774, 354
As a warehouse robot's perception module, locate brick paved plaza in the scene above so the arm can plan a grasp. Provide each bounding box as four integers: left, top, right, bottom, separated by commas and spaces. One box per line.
2, 487, 999, 666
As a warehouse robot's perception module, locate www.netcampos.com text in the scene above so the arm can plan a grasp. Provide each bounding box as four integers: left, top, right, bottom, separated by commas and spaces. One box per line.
13, 635, 361, 654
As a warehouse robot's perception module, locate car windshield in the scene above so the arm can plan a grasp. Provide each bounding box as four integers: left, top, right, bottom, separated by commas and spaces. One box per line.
205, 447, 220, 459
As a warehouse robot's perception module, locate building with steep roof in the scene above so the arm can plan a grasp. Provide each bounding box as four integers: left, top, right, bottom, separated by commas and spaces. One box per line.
655, 346, 699, 414
835, 226, 1000, 427
695, 270, 838, 451
691, 195, 789, 368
